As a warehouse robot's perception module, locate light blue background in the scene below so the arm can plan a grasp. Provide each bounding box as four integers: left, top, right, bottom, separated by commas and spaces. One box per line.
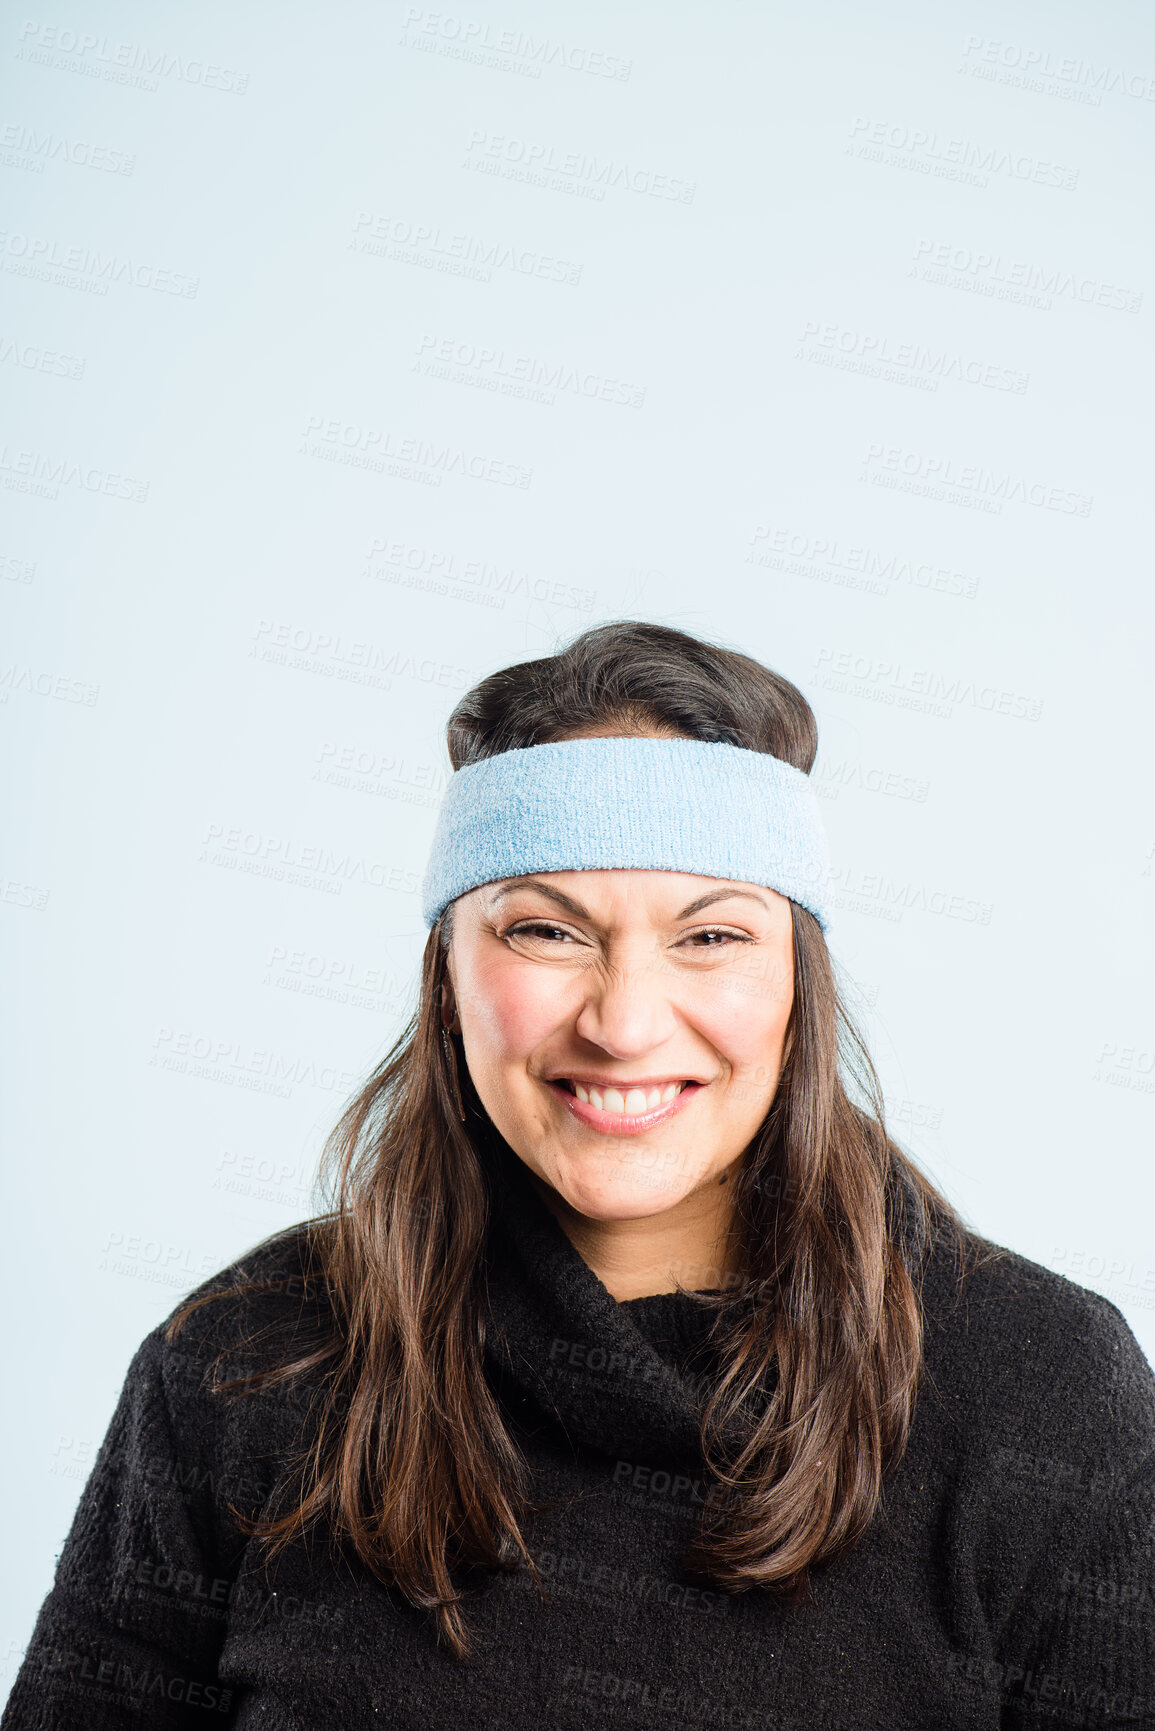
3, 0, 1154, 1694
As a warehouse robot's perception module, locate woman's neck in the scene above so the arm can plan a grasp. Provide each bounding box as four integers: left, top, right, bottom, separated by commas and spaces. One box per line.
524, 1167, 739, 1300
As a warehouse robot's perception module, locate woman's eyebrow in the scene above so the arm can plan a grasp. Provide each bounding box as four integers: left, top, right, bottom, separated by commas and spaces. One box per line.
489, 879, 770, 918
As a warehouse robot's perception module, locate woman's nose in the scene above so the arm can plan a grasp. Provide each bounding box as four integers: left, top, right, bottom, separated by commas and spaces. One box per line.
570, 952, 681, 1057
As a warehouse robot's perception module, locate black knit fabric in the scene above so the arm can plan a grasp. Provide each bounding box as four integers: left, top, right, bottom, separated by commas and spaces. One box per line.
6, 1146, 1155, 1730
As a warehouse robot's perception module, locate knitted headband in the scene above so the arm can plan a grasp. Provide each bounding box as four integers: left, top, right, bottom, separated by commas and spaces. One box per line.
420, 735, 831, 932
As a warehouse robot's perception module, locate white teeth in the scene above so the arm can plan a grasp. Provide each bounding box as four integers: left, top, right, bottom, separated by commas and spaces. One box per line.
567, 1081, 687, 1116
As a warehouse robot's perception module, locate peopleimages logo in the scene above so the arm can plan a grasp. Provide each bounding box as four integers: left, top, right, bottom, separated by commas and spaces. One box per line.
959, 35, 1155, 103
847, 116, 1079, 189
0, 334, 86, 378
15, 20, 249, 93
0, 662, 99, 704
463, 130, 696, 203
911, 239, 1141, 314
747, 525, 978, 601
796, 322, 1028, 394
250, 618, 474, 694
0, 229, 198, 297
364, 535, 595, 613
0, 121, 135, 175
826, 864, 994, 926
150, 1027, 362, 1098
400, 9, 632, 80
199, 821, 419, 898
26, 1645, 233, 1714
812, 754, 930, 805
414, 333, 645, 407
299, 415, 533, 489
351, 211, 583, 286
0, 444, 148, 502
861, 443, 1092, 517
813, 646, 1044, 723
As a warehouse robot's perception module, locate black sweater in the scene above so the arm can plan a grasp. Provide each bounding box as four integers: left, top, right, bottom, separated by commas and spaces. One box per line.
6, 1148, 1155, 1730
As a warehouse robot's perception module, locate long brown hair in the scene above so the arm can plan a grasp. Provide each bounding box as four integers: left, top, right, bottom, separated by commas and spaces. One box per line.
167, 620, 985, 1657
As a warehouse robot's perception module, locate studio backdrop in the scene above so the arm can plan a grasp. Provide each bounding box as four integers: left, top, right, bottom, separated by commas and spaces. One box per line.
2, 0, 1154, 1696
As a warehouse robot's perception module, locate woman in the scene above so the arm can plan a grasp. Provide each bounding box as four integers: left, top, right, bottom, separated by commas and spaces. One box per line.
6, 621, 1154, 1729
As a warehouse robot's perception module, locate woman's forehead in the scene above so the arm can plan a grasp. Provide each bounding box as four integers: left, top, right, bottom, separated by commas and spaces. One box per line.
482, 870, 786, 916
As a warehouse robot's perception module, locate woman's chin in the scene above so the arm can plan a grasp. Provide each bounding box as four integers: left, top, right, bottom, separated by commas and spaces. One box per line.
546, 1157, 693, 1222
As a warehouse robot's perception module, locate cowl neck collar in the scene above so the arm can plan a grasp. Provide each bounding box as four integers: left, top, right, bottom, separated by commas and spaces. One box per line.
478, 1134, 760, 1468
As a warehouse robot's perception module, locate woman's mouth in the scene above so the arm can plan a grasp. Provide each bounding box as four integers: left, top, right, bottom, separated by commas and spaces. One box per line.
547, 1078, 703, 1135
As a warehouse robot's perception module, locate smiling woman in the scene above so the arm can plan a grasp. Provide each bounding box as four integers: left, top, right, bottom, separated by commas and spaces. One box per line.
440, 862, 799, 1294
6, 621, 1154, 1731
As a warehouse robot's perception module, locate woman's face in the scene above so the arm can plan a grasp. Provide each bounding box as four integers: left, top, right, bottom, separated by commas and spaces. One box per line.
441, 865, 794, 1225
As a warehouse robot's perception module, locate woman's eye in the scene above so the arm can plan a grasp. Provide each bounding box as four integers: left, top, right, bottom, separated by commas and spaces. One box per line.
504, 923, 750, 948
684, 928, 746, 947
505, 922, 574, 943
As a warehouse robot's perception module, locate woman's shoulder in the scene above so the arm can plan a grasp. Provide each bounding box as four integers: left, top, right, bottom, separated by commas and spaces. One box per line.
919, 1214, 1147, 1352
132, 1217, 339, 1419
917, 1215, 1155, 1479
187, 1216, 330, 1308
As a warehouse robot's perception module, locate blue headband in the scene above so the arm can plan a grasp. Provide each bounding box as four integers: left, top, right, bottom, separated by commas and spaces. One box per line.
420, 736, 831, 932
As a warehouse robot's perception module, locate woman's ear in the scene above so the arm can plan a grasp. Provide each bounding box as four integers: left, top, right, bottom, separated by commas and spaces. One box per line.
439, 980, 460, 1035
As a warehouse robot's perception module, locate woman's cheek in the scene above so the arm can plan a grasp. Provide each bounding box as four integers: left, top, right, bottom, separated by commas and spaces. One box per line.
690, 967, 791, 1051
468, 952, 572, 1052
